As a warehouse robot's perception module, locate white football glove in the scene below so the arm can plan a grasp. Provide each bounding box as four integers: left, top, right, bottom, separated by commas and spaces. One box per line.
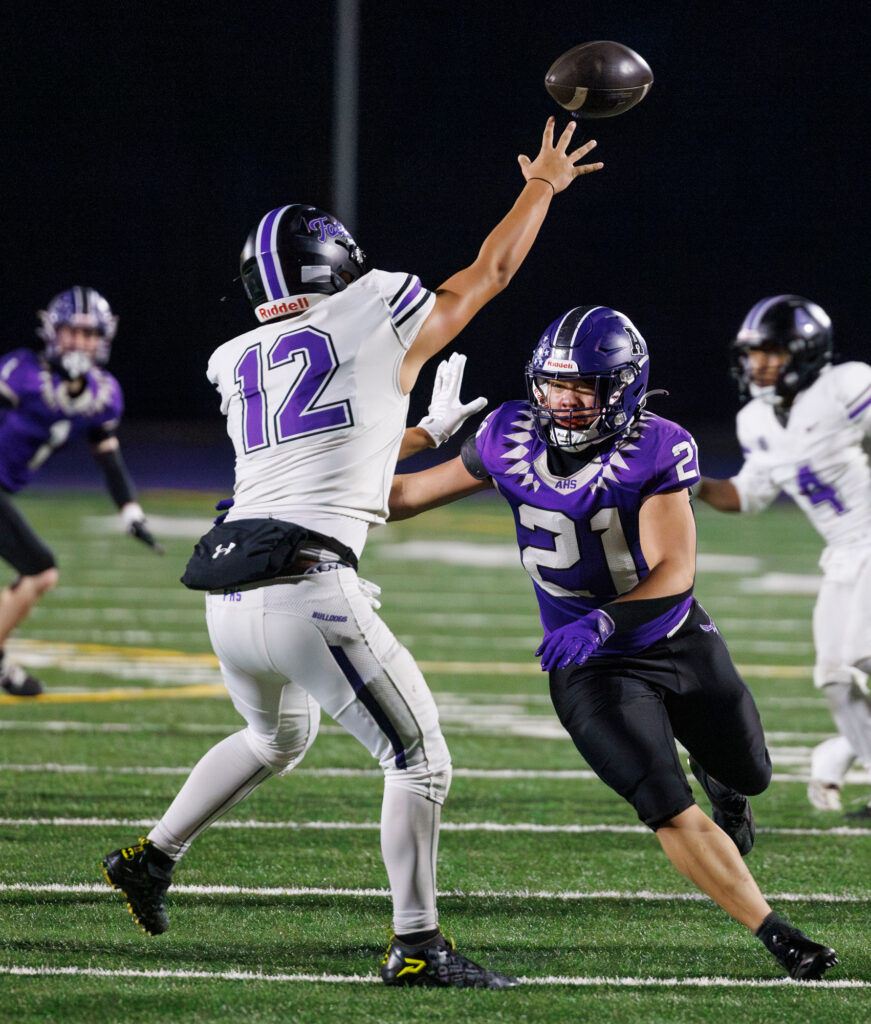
357, 577, 382, 610
416, 352, 487, 447
121, 502, 164, 554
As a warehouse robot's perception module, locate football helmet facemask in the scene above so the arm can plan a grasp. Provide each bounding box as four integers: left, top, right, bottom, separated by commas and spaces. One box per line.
240, 204, 367, 323
731, 295, 833, 404
526, 306, 650, 453
37, 287, 118, 379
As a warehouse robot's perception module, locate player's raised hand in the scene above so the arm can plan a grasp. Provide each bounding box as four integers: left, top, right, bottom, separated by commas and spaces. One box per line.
518, 117, 603, 194
417, 352, 487, 447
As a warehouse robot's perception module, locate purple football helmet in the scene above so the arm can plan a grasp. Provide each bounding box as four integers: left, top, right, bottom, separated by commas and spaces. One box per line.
526, 305, 650, 452
240, 204, 367, 323
37, 287, 118, 378
731, 295, 833, 404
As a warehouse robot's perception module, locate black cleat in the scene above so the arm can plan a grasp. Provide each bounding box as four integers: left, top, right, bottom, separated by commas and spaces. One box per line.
381, 931, 519, 989
763, 922, 838, 980
844, 803, 871, 820
688, 755, 755, 856
0, 662, 44, 697
102, 837, 173, 935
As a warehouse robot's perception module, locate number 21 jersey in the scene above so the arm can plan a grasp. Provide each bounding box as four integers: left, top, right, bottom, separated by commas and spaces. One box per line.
471, 401, 700, 649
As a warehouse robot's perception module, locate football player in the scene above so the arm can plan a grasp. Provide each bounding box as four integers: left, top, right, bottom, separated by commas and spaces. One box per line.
0, 287, 161, 696
693, 296, 871, 819
388, 305, 838, 981
102, 118, 602, 988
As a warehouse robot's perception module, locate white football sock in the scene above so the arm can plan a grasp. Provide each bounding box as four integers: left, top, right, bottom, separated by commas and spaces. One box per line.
381, 782, 441, 934
149, 730, 274, 859
810, 734, 855, 786
825, 682, 871, 773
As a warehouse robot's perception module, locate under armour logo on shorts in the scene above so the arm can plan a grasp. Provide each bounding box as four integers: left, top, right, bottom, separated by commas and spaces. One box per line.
212, 542, 237, 559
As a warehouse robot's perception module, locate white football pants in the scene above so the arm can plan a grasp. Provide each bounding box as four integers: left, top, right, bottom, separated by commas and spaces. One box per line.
811, 544, 871, 782
149, 566, 452, 933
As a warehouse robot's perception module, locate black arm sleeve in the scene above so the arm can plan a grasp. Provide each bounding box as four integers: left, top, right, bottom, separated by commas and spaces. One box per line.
87, 423, 119, 445
93, 446, 138, 508
460, 433, 491, 481
602, 586, 693, 632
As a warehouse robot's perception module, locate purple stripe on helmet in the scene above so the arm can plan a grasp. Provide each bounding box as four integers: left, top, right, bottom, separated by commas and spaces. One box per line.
257, 207, 289, 300
391, 277, 423, 319
743, 295, 791, 330
328, 645, 407, 769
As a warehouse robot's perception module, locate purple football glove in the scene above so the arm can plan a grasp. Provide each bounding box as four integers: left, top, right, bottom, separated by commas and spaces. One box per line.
535, 610, 615, 672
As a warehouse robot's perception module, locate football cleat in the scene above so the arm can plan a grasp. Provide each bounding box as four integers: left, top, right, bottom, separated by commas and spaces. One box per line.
844, 803, 871, 820
763, 922, 838, 980
102, 837, 174, 935
381, 931, 519, 989
688, 755, 755, 856
807, 779, 843, 812
0, 662, 44, 697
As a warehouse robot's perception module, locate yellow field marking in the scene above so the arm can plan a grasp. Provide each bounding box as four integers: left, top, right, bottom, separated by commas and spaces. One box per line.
8, 638, 219, 665
0, 637, 812, 705
0, 683, 227, 706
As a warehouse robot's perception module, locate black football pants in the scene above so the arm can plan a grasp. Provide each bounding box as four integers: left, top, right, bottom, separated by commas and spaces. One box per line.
549, 600, 772, 829
0, 488, 56, 576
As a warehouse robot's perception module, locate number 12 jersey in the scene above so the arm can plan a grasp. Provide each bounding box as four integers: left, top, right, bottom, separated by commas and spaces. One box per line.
207, 270, 435, 553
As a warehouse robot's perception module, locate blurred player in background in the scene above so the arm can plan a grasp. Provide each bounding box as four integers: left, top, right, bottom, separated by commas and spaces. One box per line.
388, 305, 838, 981
693, 296, 871, 819
0, 287, 161, 697
103, 118, 602, 988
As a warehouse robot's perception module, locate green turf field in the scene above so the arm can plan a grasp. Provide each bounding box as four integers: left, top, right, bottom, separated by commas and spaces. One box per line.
1, 490, 868, 1023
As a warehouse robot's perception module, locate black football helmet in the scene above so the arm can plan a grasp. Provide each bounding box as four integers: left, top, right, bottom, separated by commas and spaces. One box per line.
240, 204, 367, 323
526, 305, 650, 452
731, 295, 833, 403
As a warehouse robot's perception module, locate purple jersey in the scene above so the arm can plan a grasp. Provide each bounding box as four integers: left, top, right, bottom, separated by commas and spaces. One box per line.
0, 348, 124, 493
473, 401, 700, 655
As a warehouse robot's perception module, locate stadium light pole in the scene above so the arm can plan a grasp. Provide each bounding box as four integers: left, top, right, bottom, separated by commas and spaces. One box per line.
332, 0, 360, 232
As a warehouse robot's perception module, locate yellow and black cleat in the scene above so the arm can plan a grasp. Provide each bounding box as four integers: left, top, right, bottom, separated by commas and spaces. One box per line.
381, 931, 518, 989
101, 837, 174, 936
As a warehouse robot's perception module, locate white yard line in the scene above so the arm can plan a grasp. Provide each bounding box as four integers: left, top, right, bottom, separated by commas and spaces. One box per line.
0, 964, 865, 988
2, 881, 867, 903
0, 817, 869, 837
0, 762, 867, 786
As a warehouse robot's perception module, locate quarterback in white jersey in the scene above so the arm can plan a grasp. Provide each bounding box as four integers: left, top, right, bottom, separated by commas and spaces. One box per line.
102, 119, 604, 988
695, 295, 871, 817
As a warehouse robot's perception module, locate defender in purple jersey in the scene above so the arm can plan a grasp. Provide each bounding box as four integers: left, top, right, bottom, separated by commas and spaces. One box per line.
0, 288, 161, 696
389, 305, 838, 981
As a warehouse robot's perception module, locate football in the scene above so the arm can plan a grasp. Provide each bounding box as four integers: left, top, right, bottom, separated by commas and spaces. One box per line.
544, 40, 653, 118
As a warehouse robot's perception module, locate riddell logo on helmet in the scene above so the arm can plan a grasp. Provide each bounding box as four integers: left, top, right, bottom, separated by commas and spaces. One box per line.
544, 357, 578, 371
257, 297, 310, 321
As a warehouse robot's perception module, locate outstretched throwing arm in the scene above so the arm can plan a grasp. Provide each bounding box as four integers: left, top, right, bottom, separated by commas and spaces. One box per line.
400, 117, 603, 393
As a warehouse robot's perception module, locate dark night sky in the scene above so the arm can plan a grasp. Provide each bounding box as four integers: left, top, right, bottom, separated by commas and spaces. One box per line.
5, 1, 870, 481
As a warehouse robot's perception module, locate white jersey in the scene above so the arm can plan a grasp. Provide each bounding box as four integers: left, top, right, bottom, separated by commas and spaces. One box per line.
207, 270, 435, 552
731, 362, 871, 548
